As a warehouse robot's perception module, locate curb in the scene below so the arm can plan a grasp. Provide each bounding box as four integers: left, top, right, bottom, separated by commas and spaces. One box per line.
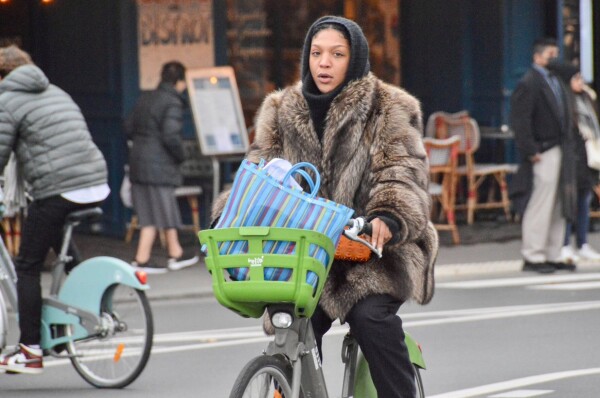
434, 260, 522, 277
434, 259, 600, 278
146, 290, 214, 302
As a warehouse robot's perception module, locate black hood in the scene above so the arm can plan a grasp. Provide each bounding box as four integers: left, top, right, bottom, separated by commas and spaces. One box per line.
300, 15, 370, 88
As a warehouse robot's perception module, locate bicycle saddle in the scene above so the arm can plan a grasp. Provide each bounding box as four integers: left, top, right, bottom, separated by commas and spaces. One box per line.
66, 207, 103, 224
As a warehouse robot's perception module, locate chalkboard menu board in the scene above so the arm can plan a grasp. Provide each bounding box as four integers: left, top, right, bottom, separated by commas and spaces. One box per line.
186, 67, 249, 156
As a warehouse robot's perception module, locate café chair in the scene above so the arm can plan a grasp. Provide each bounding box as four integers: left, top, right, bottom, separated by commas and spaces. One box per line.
424, 135, 461, 244
426, 111, 517, 224
424, 110, 470, 138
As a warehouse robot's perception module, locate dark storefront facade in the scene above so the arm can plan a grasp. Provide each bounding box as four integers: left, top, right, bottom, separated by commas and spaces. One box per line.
0, 0, 599, 236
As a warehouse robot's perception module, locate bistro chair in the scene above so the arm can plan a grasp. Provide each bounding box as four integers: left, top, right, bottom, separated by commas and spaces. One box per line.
424, 110, 469, 138
426, 111, 517, 224
1, 213, 22, 257
424, 135, 461, 244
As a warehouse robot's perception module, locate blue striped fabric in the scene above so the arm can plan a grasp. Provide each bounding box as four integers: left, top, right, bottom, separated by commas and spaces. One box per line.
213, 160, 354, 286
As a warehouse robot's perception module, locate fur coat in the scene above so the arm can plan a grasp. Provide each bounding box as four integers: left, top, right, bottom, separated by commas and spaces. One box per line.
212, 73, 438, 321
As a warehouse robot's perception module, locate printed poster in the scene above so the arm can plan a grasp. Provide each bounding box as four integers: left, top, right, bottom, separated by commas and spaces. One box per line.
137, 0, 214, 89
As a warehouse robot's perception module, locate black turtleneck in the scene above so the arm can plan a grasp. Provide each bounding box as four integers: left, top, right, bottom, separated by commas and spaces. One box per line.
301, 74, 345, 140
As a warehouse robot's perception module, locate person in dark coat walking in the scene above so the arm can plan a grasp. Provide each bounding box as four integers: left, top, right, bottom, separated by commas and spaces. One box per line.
125, 61, 198, 273
0, 46, 109, 374
510, 38, 577, 274
547, 62, 600, 263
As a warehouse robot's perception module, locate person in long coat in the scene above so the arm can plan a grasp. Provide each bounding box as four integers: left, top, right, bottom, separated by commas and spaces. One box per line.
510, 37, 577, 274
547, 61, 600, 263
212, 16, 437, 398
125, 61, 198, 272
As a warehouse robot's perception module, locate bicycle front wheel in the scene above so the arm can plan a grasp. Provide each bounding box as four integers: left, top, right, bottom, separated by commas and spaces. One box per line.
67, 284, 153, 388
230, 355, 295, 398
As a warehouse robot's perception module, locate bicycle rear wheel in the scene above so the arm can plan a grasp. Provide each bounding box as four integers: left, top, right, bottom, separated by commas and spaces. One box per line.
67, 284, 153, 388
230, 355, 295, 398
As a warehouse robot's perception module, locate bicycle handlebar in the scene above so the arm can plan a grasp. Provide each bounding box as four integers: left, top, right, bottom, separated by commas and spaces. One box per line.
344, 217, 382, 258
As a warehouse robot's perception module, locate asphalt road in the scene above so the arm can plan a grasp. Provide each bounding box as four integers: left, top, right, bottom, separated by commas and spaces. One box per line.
3, 265, 600, 397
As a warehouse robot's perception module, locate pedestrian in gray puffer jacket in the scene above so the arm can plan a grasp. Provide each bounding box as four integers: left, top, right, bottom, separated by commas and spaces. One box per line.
0, 45, 109, 374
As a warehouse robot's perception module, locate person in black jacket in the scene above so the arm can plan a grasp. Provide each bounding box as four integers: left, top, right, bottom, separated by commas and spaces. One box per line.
547, 62, 600, 263
510, 38, 577, 274
125, 61, 198, 273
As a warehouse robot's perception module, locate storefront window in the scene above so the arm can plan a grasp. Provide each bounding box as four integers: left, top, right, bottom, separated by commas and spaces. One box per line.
561, 0, 580, 66
226, 0, 401, 126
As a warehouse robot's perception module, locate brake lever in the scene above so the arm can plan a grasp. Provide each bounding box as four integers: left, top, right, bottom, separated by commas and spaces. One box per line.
344, 218, 383, 258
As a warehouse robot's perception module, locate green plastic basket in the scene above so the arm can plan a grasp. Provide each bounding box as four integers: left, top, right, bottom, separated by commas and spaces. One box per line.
199, 227, 335, 318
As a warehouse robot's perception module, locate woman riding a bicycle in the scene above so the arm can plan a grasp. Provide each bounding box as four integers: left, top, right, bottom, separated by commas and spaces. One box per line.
211, 16, 438, 398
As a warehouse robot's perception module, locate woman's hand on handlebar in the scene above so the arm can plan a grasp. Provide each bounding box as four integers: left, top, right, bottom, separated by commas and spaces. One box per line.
369, 217, 392, 253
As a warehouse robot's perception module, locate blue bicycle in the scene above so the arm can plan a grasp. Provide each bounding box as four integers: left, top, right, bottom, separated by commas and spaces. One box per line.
0, 207, 153, 388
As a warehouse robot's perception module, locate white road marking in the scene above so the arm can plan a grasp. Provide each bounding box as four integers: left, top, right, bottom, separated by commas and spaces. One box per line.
402, 301, 600, 328
401, 302, 589, 319
434, 260, 600, 278
489, 390, 552, 397
428, 368, 600, 398
530, 281, 600, 290
435, 260, 522, 277
437, 273, 600, 289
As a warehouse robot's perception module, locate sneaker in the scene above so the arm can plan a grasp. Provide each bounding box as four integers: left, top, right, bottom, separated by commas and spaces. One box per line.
0, 344, 44, 374
131, 260, 168, 274
578, 244, 600, 261
167, 254, 199, 271
560, 245, 580, 264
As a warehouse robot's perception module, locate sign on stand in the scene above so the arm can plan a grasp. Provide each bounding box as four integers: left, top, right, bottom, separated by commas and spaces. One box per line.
185, 66, 248, 200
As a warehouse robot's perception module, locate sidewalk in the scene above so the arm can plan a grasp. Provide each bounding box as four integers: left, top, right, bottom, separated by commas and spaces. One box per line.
40, 226, 600, 302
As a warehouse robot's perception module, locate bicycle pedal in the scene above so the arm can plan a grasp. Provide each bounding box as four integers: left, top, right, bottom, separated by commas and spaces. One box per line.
45, 347, 76, 359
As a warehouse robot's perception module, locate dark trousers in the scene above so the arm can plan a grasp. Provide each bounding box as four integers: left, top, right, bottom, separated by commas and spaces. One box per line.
311, 294, 416, 398
16, 196, 101, 345
564, 188, 592, 248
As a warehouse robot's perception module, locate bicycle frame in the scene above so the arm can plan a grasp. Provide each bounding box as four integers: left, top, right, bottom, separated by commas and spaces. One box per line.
266, 306, 425, 398
41, 256, 148, 350
200, 225, 426, 397
267, 315, 329, 397
0, 231, 17, 349
0, 213, 148, 353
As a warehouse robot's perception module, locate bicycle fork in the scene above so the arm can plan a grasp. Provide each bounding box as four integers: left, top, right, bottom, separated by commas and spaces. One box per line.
266, 317, 330, 398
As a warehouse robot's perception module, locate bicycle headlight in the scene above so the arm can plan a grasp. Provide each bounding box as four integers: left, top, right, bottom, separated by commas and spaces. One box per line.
271, 312, 293, 329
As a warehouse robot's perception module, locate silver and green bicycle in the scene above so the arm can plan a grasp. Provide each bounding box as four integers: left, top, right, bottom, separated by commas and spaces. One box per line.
199, 218, 425, 398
